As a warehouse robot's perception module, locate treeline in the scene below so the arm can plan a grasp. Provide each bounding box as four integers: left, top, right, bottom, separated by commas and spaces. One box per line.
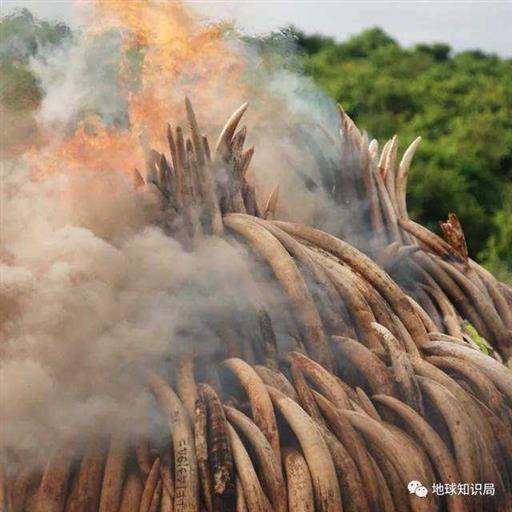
1, 10, 511, 278
0, 9, 71, 152
292, 27, 512, 280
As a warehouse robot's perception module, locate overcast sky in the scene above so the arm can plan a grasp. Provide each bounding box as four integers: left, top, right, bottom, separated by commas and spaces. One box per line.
1, 0, 511, 57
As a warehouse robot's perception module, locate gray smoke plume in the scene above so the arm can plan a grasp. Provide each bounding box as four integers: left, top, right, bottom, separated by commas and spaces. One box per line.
1, 159, 288, 470
0, 3, 365, 472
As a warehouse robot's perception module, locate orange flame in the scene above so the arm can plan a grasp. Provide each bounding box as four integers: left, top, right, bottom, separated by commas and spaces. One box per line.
32, 0, 247, 180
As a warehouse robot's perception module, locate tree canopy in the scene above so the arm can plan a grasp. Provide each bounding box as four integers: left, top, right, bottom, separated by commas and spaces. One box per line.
295, 27, 512, 277
1, 11, 510, 278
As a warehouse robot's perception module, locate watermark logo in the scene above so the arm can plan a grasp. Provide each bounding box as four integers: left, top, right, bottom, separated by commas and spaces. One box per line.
408, 480, 429, 497
408, 481, 496, 497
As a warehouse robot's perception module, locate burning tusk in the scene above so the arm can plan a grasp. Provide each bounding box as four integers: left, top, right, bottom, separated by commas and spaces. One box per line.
263, 185, 280, 220
288, 351, 351, 410
372, 322, 424, 414
226, 423, 272, 512
374, 394, 467, 512
222, 358, 281, 466
34, 450, 73, 512
118, 472, 143, 512
396, 136, 421, 221
198, 383, 235, 510
272, 220, 429, 348
214, 103, 249, 158
423, 340, 512, 401
99, 435, 128, 512
138, 457, 161, 512
266, 385, 342, 512
65, 443, 104, 512
224, 405, 287, 512
282, 447, 315, 512
224, 214, 333, 370
148, 373, 199, 512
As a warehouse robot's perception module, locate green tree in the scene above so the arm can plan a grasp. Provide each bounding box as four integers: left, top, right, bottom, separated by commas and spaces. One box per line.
295, 27, 512, 271
1, 12, 510, 275
0, 8, 70, 110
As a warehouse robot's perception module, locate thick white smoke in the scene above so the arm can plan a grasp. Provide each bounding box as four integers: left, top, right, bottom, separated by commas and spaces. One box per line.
0, 160, 270, 469
0, 2, 364, 472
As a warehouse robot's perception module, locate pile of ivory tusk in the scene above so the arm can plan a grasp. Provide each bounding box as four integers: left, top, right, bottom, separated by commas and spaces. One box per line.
5, 98, 512, 512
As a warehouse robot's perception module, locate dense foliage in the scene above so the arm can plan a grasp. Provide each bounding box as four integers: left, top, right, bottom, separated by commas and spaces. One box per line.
293, 27, 512, 277
0, 9, 70, 153
1, 11, 510, 277
0, 9, 70, 106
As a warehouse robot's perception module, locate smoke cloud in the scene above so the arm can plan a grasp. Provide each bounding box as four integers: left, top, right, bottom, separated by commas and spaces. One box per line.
0, 0, 362, 472
1, 160, 268, 468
